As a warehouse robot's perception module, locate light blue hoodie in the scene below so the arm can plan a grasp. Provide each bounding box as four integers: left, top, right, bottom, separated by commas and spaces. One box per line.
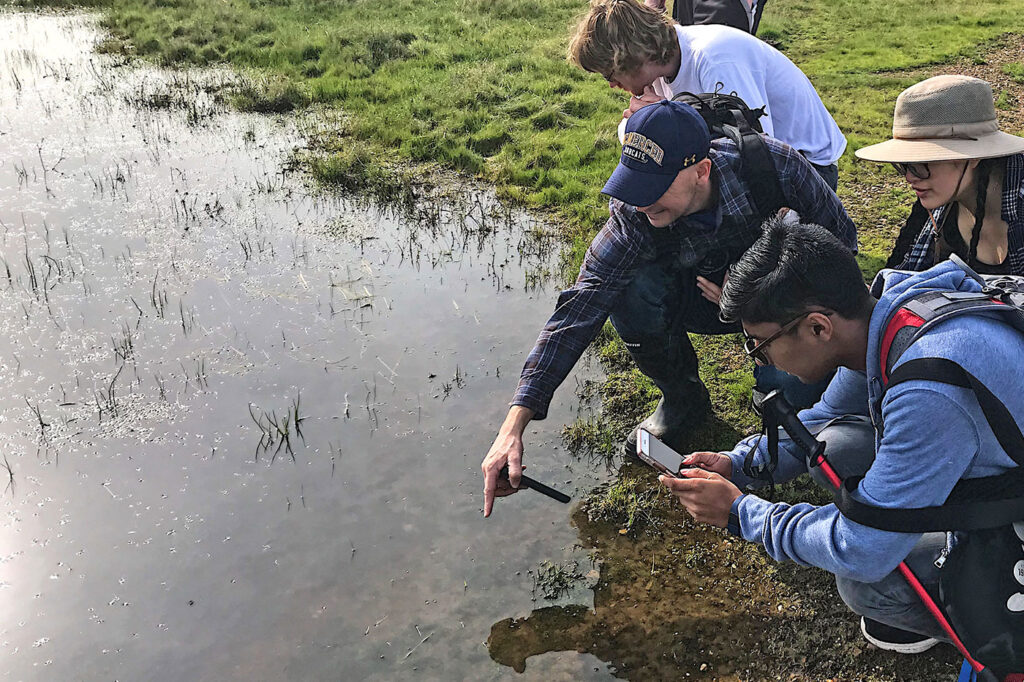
725, 260, 1024, 583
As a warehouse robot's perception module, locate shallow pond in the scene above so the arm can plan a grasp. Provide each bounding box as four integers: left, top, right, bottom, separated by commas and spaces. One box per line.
0, 12, 615, 680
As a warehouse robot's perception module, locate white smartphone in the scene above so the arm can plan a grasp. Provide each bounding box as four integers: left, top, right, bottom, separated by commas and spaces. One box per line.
636, 428, 686, 477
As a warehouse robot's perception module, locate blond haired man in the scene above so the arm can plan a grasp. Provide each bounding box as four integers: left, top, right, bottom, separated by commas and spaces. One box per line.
568, 0, 845, 188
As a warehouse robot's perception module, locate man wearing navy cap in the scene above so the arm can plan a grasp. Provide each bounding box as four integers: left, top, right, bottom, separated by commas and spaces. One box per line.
481, 100, 857, 517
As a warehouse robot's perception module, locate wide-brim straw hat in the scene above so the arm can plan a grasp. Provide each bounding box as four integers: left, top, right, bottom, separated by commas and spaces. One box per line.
855, 75, 1024, 163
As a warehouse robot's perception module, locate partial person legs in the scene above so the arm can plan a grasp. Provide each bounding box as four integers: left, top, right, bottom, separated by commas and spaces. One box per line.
810, 161, 840, 192
609, 254, 718, 453
611, 253, 833, 454
812, 417, 947, 649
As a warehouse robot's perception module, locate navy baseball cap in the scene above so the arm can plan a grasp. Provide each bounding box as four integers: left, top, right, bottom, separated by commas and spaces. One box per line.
602, 100, 711, 207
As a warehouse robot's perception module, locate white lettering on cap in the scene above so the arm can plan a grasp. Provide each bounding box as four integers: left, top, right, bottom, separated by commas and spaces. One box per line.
621, 132, 665, 166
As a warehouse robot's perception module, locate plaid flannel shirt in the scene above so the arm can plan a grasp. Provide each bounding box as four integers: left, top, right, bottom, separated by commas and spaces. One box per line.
512, 136, 858, 419
898, 154, 1024, 273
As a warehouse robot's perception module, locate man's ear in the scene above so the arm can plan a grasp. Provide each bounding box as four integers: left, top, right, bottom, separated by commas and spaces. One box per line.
696, 157, 713, 182
806, 311, 833, 342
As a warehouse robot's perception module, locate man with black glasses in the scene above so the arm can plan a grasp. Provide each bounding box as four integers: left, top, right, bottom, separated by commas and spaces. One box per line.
659, 218, 1024, 653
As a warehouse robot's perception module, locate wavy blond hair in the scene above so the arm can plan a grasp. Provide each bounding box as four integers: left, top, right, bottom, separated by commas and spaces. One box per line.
568, 0, 678, 78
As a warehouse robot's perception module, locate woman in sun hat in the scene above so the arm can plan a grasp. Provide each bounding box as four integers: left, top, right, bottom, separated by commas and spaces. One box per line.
856, 74, 1024, 275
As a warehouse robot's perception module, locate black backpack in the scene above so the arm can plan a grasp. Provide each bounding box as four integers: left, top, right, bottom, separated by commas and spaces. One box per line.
672, 88, 786, 220
835, 256, 1024, 679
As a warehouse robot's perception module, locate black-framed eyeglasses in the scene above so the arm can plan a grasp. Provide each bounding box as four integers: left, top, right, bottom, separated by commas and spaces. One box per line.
742, 311, 830, 365
891, 162, 931, 180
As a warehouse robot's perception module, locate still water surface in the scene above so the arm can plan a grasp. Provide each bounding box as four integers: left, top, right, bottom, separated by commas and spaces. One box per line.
0, 12, 615, 680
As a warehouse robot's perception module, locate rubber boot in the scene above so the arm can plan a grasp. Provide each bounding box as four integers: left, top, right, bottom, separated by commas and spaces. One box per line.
622, 335, 712, 457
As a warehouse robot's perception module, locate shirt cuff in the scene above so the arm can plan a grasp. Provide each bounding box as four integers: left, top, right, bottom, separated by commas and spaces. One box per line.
509, 390, 548, 421
726, 495, 744, 537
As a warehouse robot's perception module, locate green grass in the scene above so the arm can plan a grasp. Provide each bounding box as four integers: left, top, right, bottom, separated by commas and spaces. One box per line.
1005, 61, 1024, 84
582, 473, 668, 535
14, 0, 1023, 248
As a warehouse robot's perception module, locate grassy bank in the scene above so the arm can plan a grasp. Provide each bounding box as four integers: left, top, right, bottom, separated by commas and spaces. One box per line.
9, 0, 1024, 239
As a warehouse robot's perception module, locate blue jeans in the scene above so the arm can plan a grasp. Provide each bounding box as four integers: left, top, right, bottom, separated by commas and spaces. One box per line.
815, 418, 950, 641
810, 161, 839, 192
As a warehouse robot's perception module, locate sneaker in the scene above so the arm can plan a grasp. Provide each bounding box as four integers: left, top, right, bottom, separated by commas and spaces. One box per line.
860, 617, 940, 654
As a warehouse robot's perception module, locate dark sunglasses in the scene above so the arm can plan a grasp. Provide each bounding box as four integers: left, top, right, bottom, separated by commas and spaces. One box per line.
742, 311, 830, 365
891, 162, 931, 180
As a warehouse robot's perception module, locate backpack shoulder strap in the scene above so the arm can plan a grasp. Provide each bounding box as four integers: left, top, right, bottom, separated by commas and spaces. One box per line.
835, 358, 1024, 532
723, 125, 786, 220
670, 90, 784, 219
887, 358, 1024, 467
879, 290, 1024, 385
835, 471, 1024, 532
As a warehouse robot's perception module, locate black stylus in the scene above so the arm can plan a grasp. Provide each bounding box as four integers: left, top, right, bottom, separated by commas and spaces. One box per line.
499, 465, 571, 504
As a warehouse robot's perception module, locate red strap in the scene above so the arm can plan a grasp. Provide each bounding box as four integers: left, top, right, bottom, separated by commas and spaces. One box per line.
1004, 675, 1024, 682
879, 307, 925, 385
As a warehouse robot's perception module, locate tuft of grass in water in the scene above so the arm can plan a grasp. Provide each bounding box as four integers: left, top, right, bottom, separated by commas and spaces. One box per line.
582, 474, 667, 536
231, 74, 307, 113
305, 142, 420, 208
561, 417, 621, 465
530, 560, 583, 601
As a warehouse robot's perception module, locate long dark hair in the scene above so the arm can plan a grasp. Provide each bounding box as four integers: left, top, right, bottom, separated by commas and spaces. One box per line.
886, 200, 931, 268
966, 158, 1000, 265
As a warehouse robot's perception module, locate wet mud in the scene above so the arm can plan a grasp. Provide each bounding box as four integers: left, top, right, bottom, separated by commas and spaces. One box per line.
489, 465, 961, 680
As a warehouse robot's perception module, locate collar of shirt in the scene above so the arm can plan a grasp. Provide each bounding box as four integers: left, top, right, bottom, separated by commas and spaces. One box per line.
681, 206, 718, 232
664, 142, 756, 233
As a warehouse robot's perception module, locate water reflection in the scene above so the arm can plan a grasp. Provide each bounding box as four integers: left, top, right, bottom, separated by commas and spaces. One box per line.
0, 11, 612, 680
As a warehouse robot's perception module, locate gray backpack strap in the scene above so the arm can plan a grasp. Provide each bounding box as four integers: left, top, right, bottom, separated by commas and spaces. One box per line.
880, 257, 1024, 381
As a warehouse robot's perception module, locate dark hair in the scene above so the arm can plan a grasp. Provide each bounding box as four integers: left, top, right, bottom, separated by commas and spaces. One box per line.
719, 218, 871, 325
967, 158, 998, 265
886, 199, 929, 269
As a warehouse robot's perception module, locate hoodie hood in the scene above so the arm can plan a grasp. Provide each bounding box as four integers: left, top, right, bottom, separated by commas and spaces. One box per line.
866, 259, 984, 382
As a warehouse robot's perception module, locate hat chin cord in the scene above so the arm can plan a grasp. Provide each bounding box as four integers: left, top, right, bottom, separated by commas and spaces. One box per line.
928, 161, 973, 238
950, 160, 973, 206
